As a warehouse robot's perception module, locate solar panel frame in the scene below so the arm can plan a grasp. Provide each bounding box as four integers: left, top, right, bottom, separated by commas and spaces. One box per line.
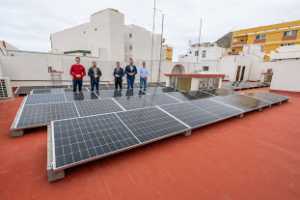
50, 113, 142, 171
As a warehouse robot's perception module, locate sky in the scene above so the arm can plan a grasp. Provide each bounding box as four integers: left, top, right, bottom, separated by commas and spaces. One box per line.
1, 0, 299, 60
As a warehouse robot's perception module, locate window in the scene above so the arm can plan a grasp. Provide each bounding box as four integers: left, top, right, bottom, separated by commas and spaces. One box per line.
281, 43, 295, 46
129, 33, 133, 38
195, 50, 199, 56
283, 30, 297, 38
255, 34, 266, 40
201, 50, 206, 58
94, 28, 98, 31
203, 66, 209, 71
129, 45, 133, 51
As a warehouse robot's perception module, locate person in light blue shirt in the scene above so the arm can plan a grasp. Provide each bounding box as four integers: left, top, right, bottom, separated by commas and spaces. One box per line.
139, 61, 149, 93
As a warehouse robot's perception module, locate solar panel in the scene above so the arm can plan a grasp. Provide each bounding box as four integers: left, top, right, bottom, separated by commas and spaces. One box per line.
31, 89, 52, 94
97, 89, 145, 99
65, 91, 99, 101
246, 92, 289, 105
185, 91, 213, 100
51, 113, 140, 170
160, 102, 219, 128
146, 87, 176, 95
200, 88, 235, 96
166, 92, 192, 101
13, 102, 78, 129
74, 99, 123, 117
25, 93, 66, 105
116, 93, 179, 110
31, 88, 65, 94
64, 88, 89, 92
212, 94, 269, 112
191, 98, 243, 119
116, 107, 189, 143
15, 85, 69, 96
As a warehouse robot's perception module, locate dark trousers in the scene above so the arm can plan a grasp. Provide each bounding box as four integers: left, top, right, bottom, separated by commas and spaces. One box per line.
140, 77, 147, 91
73, 79, 83, 92
115, 77, 122, 90
90, 78, 99, 92
127, 76, 135, 89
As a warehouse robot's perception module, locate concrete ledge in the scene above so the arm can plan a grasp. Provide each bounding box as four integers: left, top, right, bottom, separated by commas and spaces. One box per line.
48, 170, 65, 182
184, 130, 192, 137
11, 130, 24, 137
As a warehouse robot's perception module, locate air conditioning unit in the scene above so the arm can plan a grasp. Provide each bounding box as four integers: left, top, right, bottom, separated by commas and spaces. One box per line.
0, 77, 13, 99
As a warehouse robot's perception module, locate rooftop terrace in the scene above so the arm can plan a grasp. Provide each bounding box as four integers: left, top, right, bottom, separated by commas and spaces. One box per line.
0, 88, 299, 200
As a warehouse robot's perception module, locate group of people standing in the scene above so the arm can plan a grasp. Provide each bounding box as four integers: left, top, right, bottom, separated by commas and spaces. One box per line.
70, 57, 149, 93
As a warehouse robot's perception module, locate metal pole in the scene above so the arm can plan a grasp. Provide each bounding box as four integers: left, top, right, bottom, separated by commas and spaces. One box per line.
150, 0, 156, 83
158, 14, 165, 84
196, 18, 203, 64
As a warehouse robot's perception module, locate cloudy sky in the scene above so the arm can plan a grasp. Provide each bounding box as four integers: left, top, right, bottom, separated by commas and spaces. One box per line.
1, 0, 299, 59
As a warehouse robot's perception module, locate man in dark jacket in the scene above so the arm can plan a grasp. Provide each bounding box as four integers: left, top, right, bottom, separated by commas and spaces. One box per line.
113, 61, 124, 90
125, 58, 137, 90
88, 61, 102, 92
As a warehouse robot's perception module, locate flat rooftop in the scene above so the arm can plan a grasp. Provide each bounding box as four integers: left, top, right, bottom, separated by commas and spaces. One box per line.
0, 88, 300, 200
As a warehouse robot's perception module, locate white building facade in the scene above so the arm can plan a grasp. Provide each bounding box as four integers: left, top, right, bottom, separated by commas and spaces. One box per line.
178, 42, 226, 72
51, 8, 162, 62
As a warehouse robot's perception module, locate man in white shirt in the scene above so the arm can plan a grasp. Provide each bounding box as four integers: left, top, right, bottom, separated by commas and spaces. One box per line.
139, 61, 149, 93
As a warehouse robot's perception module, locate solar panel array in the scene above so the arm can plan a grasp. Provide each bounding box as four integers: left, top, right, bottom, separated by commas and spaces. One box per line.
51, 107, 189, 170
10, 87, 290, 181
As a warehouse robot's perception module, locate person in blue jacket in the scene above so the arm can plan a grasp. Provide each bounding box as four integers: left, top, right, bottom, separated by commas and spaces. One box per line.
125, 58, 137, 90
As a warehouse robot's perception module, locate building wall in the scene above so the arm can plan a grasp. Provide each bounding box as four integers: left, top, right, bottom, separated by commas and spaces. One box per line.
178, 44, 226, 72
270, 60, 300, 92
51, 23, 90, 53
231, 20, 300, 61
50, 8, 165, 62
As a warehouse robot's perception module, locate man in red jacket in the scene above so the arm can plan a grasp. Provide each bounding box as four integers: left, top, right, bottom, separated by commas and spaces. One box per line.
70, 57, 86, 92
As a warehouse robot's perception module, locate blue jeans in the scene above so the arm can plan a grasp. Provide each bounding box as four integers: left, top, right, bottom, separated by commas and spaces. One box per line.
73, 79, 83, 92
127, 76, 135, 89
140, 77, 147, 91
90, 78, 99, 92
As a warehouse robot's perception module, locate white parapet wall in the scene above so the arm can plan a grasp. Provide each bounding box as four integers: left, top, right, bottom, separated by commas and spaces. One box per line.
270, 60, 300, 92
0, 50, 176, 86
